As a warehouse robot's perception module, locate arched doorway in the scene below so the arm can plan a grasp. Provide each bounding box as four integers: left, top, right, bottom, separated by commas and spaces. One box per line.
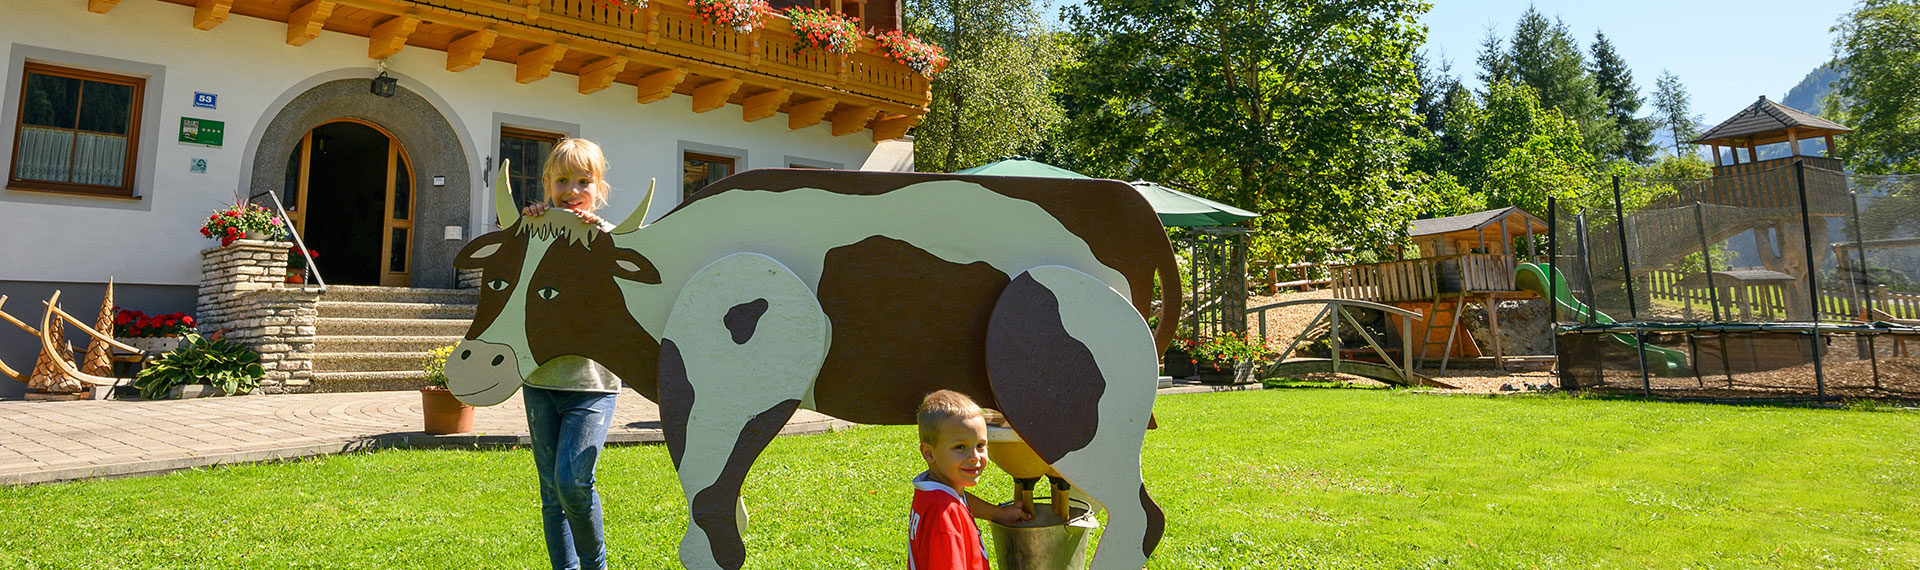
283, 120, 415, 286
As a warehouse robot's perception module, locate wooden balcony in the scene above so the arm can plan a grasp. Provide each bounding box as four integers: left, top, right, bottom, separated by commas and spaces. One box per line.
124, 0, 929, 140
1332, 253, 1518, 304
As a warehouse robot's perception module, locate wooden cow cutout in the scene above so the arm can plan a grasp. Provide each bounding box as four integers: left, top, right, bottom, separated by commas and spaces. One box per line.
445, 167, 1178, 569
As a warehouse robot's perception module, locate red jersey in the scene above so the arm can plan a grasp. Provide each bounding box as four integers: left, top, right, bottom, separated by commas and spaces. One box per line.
908, 473, 988, 570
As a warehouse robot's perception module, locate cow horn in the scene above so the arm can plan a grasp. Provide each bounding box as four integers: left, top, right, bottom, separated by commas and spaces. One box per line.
494, 159, 519, 228
610, 178, 655, 235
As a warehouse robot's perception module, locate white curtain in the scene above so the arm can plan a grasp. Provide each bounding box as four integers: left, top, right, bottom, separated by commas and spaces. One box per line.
12, 126, 125, 186
14, 126, 72, 183
72, 131, 128, 186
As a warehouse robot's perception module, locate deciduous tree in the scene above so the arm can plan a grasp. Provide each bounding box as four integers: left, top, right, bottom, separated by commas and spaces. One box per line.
1827, 0, 1920, 174
906, 0, 1067, 173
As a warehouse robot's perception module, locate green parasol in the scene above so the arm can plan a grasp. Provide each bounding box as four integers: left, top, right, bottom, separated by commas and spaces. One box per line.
954, 159, 1260, 227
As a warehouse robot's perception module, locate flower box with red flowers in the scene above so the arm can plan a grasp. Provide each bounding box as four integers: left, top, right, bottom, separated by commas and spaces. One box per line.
1170, 332, 1276, 383
688, 0, 772, 33
784, 7, 861, 54
112, 308, 196, 353
201, 203, 287, 247
872, 30, 947, 76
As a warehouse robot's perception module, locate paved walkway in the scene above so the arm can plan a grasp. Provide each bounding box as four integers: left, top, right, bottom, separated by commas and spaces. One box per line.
0, 379, 1256, 486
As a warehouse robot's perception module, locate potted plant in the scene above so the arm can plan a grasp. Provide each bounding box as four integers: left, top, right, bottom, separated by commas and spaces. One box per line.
420, 344, 475, 435
200, 203, 286, 247
287, 247, 318, 284
872, 30, 948, 76
1164, 332, 1198, 378
784, 7, 861, 54
688, 0, 772, 33
130, 332, 264, 399
1188, 332, 1275, 384
112, 308, 195, 354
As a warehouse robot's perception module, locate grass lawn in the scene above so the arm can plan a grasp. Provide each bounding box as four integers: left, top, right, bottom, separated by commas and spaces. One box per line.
3, 388, 1918, 568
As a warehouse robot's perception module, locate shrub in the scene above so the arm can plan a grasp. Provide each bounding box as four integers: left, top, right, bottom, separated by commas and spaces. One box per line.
132, 333, 264, 399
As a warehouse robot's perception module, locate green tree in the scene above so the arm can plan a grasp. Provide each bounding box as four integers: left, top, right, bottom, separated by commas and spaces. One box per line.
1481, 8, 1619, 163
1651, 70, 1702, 157
1468, 82, 1596, 214
1827, 0, 1920, 175
1589, 31, 1656, 163
1058, 0, 1431, 261
906, 0, 1068, 173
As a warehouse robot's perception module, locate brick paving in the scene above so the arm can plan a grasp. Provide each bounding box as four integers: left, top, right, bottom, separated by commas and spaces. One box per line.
0, 380, 1244, 486
0, 388, 847, 486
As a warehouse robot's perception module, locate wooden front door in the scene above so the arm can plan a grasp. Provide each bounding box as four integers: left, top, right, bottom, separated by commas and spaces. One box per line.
283, 120, 415, 286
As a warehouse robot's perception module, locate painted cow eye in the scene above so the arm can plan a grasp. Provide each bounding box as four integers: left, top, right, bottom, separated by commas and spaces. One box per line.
537, 287, 559, 300
488, 279, 510, 291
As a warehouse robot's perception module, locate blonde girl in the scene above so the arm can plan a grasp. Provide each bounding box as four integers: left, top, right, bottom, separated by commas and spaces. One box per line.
518, 137, 622, 570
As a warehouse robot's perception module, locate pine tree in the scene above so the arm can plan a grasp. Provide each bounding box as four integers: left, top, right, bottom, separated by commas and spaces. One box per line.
1652, 70, 1701, 157
1589, 31, 1657, 163
1486, 8, 1619, 163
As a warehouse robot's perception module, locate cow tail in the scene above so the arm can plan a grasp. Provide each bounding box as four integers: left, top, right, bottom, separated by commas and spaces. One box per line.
1152, 246, 1181, 356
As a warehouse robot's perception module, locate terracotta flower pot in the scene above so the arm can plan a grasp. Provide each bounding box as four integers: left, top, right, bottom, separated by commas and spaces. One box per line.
420, 387, 476, 435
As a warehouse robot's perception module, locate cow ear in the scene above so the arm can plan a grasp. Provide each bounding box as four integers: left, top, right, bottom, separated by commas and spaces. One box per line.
455, 232, 513, 269
610, 248, 661, 284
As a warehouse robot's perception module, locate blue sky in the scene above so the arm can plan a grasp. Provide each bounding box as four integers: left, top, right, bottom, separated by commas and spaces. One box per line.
1048, 1, 1853, 123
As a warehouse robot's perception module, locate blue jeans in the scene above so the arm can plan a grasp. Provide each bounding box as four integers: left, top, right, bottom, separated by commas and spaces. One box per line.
524, 386, 618, 570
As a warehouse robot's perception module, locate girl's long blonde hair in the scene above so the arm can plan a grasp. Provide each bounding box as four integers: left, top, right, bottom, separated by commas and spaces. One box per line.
542, 137, 611, 210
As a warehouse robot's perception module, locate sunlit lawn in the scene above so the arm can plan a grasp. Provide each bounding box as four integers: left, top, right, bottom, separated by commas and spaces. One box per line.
2, 388, 1918, 568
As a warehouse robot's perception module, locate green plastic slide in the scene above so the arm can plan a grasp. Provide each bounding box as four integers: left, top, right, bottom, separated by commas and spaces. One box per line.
1514, 262, 1690, 376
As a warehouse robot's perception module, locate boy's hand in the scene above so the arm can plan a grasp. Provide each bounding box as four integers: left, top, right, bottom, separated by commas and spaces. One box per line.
990, 503, 1032, 526
521, 203, 549, 217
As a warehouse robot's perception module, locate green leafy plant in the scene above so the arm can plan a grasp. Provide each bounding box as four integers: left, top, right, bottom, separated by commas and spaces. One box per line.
132, 333, 264, 399
423, 344, 456, 389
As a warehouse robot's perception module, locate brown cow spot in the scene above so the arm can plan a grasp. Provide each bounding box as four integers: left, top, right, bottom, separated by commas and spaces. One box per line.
660, 339, 691, 470
525, 231, 661, 401
724, 299, 769, 345
689, 398, 800, 569
985, 273, 1104, 461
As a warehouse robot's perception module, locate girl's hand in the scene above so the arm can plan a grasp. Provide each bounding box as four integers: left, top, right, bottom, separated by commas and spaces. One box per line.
521, 203, 550, 217
566, 208, 604, 227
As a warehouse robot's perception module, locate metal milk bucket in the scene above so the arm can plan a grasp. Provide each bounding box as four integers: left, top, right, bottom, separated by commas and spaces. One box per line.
988, 498, 1099, 570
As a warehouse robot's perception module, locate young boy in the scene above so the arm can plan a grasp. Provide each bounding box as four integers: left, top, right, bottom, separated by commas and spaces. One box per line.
909, 390, 1028, 569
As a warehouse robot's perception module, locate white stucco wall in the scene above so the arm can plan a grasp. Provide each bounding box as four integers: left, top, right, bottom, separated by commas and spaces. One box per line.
0, 0, 881, 286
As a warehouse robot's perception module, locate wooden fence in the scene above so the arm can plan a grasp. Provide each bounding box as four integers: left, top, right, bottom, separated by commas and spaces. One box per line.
1645, 269, 1920, 321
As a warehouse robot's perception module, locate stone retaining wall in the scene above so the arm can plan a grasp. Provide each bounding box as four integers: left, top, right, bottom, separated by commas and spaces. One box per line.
196, 239, 320, 393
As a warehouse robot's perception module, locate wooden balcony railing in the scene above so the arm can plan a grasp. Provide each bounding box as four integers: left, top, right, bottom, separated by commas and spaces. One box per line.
417, 0, 929, 110
1332, 254, 1518, 303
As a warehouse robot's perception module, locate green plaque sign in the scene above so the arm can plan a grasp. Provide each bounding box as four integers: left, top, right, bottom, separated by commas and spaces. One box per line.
178, 117, 224, 147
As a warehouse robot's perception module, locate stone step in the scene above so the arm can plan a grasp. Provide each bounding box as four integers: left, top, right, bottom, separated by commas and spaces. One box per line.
311, 351, 433, 374
314, 335, 464, 353
317, 301, 476, 320
319, 285, 479, 305
317, 317, 471, 338
309, 370, 429, 393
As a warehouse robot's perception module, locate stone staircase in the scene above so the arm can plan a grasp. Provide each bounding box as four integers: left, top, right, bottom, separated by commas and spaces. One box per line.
308, 286, 477, 392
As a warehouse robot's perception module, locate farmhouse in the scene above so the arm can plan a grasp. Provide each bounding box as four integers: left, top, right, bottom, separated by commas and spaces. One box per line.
0, 0, 926, 398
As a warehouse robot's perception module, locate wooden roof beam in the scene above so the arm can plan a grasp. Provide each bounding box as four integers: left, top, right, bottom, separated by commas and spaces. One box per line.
830, 105, 878, 136
869, 113, 919, 142
86, 0, 121, 14
515, 44, 568, 84
742, 88, 791, 122
636, 68, 689, 104
788, 98, 837, 130
445, 29, 497, 72
692, 78, 744, 113
577, 56, 628, 94
370, 15, 419, 59
286, 1, 336, 46
193, 0, 233, 31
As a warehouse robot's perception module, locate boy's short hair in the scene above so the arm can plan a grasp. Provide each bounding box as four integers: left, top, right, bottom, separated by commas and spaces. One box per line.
917, 390, 983, 444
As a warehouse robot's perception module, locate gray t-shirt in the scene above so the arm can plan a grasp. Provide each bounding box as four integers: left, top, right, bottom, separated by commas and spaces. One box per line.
524, 355, 623, 394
